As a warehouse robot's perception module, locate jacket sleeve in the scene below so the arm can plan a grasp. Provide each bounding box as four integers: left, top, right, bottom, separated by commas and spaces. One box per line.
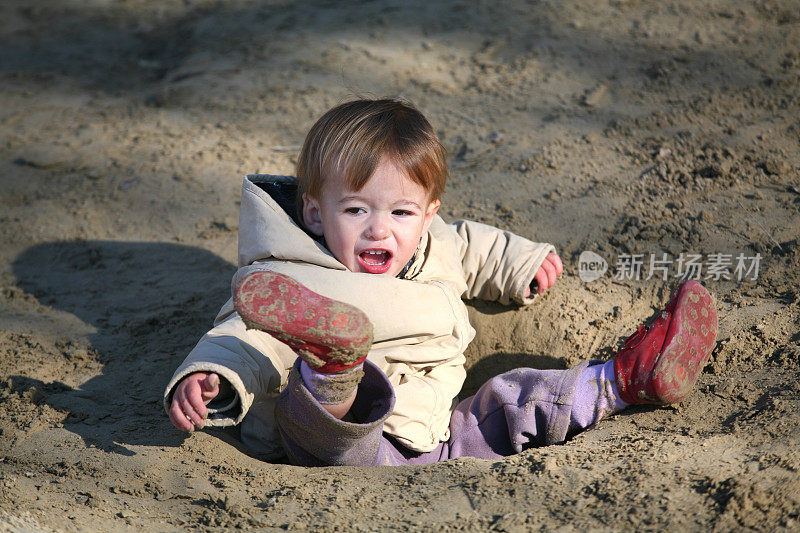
449, 219, 556, 306
162, 313, 292, 427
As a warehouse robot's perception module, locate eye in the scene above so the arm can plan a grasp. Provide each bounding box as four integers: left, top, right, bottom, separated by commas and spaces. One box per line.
345, 207, 365, 215
392, 209, 414, 216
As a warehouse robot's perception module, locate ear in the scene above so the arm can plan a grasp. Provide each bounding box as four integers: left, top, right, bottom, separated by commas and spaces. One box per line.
302, 193, 325, 237
421, 199, 441, 234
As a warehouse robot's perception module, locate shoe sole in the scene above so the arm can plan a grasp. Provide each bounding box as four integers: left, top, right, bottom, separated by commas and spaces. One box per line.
234, 271, 373, 373
653, 280, 718, 403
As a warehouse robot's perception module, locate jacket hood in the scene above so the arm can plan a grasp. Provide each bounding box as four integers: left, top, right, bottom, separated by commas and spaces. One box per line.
237, 175, 345, 271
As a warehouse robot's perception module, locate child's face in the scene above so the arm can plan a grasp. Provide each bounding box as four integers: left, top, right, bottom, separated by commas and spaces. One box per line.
302, 156, 440, 277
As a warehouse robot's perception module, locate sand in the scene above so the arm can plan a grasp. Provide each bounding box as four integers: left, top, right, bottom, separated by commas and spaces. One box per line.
1, 0, 799, 530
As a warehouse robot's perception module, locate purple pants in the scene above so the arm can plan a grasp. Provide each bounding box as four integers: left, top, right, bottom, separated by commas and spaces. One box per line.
275, 359, 620, 466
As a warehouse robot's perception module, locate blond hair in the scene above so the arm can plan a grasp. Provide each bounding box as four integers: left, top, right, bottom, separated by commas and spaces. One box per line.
296, 99, 448, 204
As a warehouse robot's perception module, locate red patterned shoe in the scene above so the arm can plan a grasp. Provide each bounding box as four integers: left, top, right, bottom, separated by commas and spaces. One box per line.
613, 280, 718, 404
234, 271, 373, 373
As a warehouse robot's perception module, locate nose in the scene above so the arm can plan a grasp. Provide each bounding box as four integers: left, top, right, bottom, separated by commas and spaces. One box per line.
365, 214, 390, 241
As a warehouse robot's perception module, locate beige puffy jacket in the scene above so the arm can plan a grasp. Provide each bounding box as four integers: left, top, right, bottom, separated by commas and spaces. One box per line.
163, 175, 555, 457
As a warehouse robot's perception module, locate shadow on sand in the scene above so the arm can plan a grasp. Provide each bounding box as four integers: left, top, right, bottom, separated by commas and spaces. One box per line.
11, 240, 236, 455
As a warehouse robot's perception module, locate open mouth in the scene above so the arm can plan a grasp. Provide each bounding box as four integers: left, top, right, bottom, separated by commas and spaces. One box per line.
358, 249, 393, 274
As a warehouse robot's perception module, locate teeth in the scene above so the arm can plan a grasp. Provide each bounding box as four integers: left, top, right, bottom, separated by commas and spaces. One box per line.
361, 250, 389, 266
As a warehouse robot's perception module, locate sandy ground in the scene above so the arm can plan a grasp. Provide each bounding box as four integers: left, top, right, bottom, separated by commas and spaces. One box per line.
1, 0, 799, 531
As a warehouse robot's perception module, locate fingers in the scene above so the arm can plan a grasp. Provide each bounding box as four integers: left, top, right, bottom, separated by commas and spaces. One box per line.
173, 394, 206, 430
184, 382, 209, 425
533, 254, 564, 295
168, 374, 210, 432
169, 398, 197, 432
548, 253, 564, 277
536, 260, 555, 294
534, 268, 549, 295
200, 373, 220, 402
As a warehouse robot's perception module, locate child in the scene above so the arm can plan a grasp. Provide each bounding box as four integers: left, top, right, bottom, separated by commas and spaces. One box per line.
164, 99, 717, 465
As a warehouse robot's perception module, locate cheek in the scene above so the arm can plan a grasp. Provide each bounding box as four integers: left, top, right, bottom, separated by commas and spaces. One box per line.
395, 225, 422, 253
399, 220, 426, 242
324, 219, 360, 258
335, 220, 361, 245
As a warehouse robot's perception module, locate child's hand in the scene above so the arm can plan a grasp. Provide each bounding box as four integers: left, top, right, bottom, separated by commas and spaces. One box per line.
527, 253, 563, 296
169, 372, 220, 432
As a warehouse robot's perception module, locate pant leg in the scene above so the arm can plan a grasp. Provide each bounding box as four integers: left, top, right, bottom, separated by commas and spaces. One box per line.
276, 359, 609, 466
275, 359, 450, 466
445, 361, 594, 460
568, 359, 628, 432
